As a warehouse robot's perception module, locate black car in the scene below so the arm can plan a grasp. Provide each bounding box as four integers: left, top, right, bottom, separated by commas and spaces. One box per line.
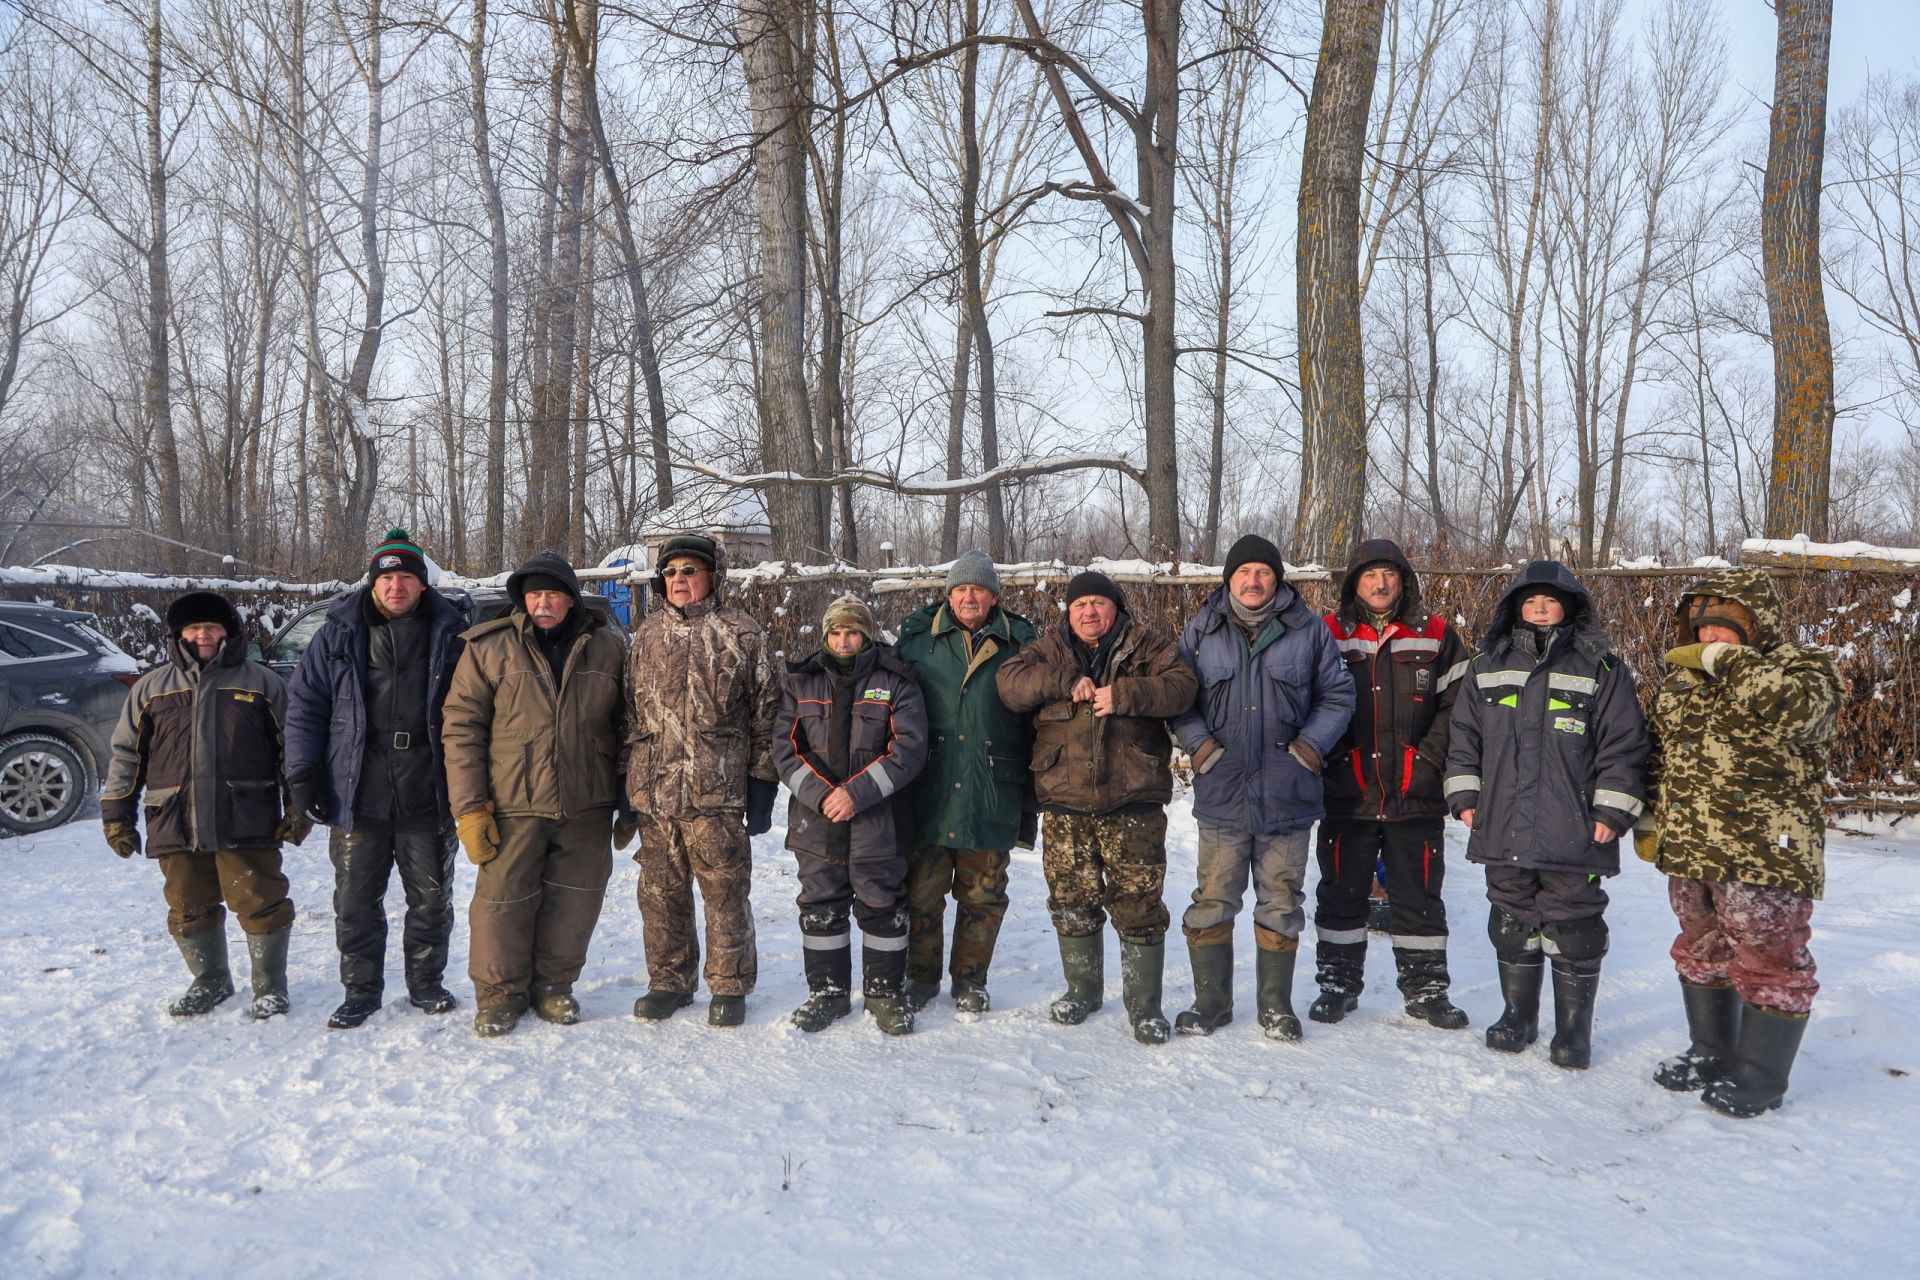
0, 602, 141, 833
257, 585, 628, 678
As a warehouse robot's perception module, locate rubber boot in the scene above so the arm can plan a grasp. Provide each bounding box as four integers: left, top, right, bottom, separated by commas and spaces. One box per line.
328, 989, 383, 1030
474, 1005, 521, 1037
1309, 939, 1364, 1024
1120, 940, 1171, 1045
1396, 947, 1469, 1030
1548, 960, 1600, 1070
1485, 957, 1544, 1053
906, 978, 941, 1011
1654, 981, 1742, 1092
1703, 1004, 1809, 1118
1050, 932, 1104, 1025
952, 981, 990, 1015
1256, 945, 1302, 1042
247, 928, 291, 1020
1175, 940, 1233, 1035
708, 996, 746, 1027
168, 930, 236, 1018
863, 934, 914, 1036
533, 989, 581, 1025
408, 983, 458, 1015
632, 990, 695, 1021
792, 940, 854, 1033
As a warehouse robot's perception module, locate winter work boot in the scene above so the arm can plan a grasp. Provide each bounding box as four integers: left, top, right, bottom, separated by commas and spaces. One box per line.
793, 935, 854, 1033
632, 990, 695, 1021
328, 989, 383, 1030
863, 931, 914, 1035
1396, 947, 1469, 1030
167, 931, 235, 1018
1309, 939, 1365, 1024
1256, 942, 1303, 1042
474, 1005, 521, 1037
1654, 981, 1742, 1092
1120, 940, 1171, 1045
247, 928, 291, 1020
906, 978, 941, 1011
1548, 960, 1600, 1070
1050, 932, 1105, 1025
1703, 1004, 1809, 1118
1175, 940, 1233, 1035
708, 996, 746, 1027
952, 981, 991, 1014
867, 995, 915, 1035
1485, 958, 1544, 1053
408, 983, 458, 1015
533, 991, 581, 1025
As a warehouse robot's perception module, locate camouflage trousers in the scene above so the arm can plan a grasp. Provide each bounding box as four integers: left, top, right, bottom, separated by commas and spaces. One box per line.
1668, 875, 1819, 1014
906, 845, 1010, 988
469, 814, 612, 1010
160, 849, 293, 939
1041, 809, 1170, 944
635, 813, 757, 997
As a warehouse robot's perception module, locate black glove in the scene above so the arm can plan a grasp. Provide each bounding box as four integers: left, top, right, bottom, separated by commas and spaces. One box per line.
286, 770, 328, 825
745, 778, 778, 837
1017, 809, 1039, 852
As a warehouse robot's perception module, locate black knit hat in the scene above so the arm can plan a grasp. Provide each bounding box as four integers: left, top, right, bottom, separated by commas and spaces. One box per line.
1223, 534, 1285, 585
1064, 570, 1125, 612
368, 528, 429, 583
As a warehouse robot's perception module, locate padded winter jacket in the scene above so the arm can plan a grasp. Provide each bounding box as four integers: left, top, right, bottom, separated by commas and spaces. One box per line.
894, 602, 1037, 850
1444, 561, 1649, 875
100, 595, 289, 856
283, 585, 468, 831
1320, 539, 1471, 823
1168, 582, 1356, 834
773, 642, 929, 865
997, 618, 1198, 816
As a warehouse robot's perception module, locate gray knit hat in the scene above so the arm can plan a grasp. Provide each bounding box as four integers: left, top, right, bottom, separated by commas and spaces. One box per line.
945, 550, 1001, 596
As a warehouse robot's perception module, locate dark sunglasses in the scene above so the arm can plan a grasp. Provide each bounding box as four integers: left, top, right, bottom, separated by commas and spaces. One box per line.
661, 565, 708, 578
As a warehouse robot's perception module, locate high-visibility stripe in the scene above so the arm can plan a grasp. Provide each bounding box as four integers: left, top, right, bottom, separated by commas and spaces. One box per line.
1317, 925, 1368, 945
861, 932, 910, 952
1547, 673, 1599, 696
1387, 637, 1441, 656
1444, 773, 1481, 796
785, 767, 812, 794
867, 763, 897, 800
1435, 659, 1471, 692
1337, 637, 1380, 656
1475, 670, 1530, 689
1390, 934, 1448, 951
1594, 789, 1644, 818
802, 932, 852, 950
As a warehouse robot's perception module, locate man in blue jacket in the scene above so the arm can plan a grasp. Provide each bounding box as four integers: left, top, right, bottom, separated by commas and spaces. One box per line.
1170, 535, 1355, 1041
285, 529, 469, 1029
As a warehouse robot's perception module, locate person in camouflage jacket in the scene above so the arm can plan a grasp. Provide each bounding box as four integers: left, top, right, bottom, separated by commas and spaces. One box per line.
1641, 567, 1843, 1118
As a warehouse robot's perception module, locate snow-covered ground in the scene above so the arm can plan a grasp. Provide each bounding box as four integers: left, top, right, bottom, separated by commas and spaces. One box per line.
3, 801, 1916, 1278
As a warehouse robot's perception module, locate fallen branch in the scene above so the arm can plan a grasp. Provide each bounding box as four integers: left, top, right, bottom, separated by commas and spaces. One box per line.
674, 452, 1149, 495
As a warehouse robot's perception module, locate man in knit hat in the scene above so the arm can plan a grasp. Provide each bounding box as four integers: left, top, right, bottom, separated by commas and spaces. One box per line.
1168, 536, 1355, 1042
998, 570, 1198, 1045
285, 529, 471, 1029
894, 550, 1039, 1015
625, 533, 781, 1027
773, 594, 928, 1034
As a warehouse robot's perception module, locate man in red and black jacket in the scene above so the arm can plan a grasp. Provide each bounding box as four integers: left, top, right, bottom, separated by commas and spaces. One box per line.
1315, 539, 1472, 1030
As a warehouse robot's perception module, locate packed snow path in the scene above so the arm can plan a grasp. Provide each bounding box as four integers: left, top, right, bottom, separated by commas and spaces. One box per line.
3, 801, 1916, 1277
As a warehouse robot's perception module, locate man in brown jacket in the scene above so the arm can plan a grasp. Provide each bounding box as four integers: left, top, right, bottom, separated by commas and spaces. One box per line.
442, 552, 630, 1037
625, 534, 781, 1028
996, 570, 1198, 1045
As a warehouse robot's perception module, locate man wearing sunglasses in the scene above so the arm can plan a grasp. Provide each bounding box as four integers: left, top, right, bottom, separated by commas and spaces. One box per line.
624, 533, 781, 1027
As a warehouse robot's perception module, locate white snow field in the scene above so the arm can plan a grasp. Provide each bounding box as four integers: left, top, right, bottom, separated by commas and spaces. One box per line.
3, 802, 1916, 1279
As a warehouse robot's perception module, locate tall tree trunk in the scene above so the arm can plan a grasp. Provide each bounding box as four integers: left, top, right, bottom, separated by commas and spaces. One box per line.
1139, 0, 1181, 559
1294, 0, 1384, 567
334, 0, 389, 573
939, 317, 970, 560
571, 174, 597, 563
143, 0, 185, 570
1762, 0, 1835, 539
532, 1, 590, 555
469, 0, 511, 571
526, 22, 567, 552
959, 0, 1006, 559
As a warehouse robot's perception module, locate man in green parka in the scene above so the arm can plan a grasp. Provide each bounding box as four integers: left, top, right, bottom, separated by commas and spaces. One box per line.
895, 551, 1038, 1014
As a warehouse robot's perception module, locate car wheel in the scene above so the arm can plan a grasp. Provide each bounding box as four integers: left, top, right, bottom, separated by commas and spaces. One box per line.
0, 733, 93, 834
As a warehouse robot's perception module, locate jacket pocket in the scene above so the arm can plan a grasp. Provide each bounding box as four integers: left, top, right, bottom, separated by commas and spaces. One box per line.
143, 785, 191, 853
692, 730, 745, 808
222, 779, 282, 845
625, 731, 654, 806
851, 701, 893, 755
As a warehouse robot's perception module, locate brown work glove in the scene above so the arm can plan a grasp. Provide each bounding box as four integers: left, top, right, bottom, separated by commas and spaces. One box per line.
1191, 738, 1225, 775
275, 812, 313, 846
457, 805, 501, 865
1287, 738, 1323, 776
104, 820, 141, 859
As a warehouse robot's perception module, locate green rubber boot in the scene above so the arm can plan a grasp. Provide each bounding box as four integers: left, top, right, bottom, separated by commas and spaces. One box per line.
1120, 939, 1171, 1045
1175, 940, 1234, 1035
1049, 932, 1105, 1025
246, 928, 291, 1020
168, 930, 235, 1018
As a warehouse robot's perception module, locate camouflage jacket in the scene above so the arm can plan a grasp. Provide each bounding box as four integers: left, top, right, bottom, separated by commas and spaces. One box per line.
1643, 567, 1842, 900
625, 591, 779, 817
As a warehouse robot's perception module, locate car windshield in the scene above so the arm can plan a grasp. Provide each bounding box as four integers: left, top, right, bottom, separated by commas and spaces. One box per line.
264, 610, 330, 663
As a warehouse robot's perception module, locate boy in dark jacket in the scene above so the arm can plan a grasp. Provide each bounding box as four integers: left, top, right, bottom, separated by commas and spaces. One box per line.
102, 592, 309, 1019
1445, 561, 1648, 1069
773, 596, 929, 1035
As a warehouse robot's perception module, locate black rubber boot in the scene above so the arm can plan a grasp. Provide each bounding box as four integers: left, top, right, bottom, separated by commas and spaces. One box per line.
1548, 960, 1600, 1070
708, 995, 746, 1027
474, 1005, 521, 1037
1175, 940, 1233, 1035
952, 981, 990, 1014
247, 928, 291, 1020
632, 990, 695, 1021
863, 936, 914, 1036
1256, 945, 1302, 1042
793, 941, 854, 1032
1703, 1004, 1809, 1118
328, 989, 383, 1029
1655, 981, 1742, 1092
408, 982, 458, 1015
1120, 940, 1171, 1045
906, 978, 941, 1011
168, 931, 235, 1018
1309, 939, 1365, 1024
1396, 947, 1469, 1030
1050, 932, 1105, 1025
1485, 957, 1544, 1053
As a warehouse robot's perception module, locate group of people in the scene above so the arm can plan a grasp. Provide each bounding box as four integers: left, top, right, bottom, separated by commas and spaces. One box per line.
101, 527, 1843, 1120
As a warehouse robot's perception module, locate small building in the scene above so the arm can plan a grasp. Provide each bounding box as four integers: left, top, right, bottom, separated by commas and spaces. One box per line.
599, 486, 774, 579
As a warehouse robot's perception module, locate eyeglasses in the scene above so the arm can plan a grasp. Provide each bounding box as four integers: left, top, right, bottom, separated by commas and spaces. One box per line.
661, 565, 707, 579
